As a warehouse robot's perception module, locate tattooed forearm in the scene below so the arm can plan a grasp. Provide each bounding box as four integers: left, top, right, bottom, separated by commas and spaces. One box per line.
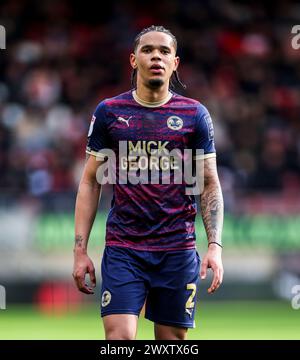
75, 235, 83, 247
74, 235, 87, 252
200, 187, 223, 244
200, 158, 224, 245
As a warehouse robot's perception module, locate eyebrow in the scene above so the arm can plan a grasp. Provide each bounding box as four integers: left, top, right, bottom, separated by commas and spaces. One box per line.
140, 45, 172, 51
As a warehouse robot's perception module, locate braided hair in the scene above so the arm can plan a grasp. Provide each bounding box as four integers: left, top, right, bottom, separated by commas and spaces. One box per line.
131, 25, 186, 90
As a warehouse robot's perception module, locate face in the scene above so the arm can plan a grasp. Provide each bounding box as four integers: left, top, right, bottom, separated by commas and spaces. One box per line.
130, 31, 179, 89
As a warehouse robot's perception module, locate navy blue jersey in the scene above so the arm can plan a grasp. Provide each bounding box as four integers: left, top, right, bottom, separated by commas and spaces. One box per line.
86, 90, 216, 251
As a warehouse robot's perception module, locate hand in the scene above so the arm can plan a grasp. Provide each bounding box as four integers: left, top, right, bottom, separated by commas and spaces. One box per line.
200, 244, 224, 294
72, 250, 96, 294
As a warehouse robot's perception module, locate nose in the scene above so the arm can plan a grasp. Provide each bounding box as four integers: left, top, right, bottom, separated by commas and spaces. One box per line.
151, 49, 161, 61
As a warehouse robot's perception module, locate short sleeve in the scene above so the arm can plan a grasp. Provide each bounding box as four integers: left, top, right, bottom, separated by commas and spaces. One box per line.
193, 104, 216, 160
86, 101, 109, 159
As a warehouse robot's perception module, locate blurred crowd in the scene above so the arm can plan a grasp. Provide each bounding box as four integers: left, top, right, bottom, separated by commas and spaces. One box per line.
0, 0, 300, 213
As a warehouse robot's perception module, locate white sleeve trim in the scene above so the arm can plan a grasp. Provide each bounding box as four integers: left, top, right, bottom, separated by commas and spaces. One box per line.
193, 153, 216, 160
85, 149, 107, 160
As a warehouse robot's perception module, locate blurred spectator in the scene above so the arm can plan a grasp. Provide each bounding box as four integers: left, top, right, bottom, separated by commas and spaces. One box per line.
0, 0, 299, 213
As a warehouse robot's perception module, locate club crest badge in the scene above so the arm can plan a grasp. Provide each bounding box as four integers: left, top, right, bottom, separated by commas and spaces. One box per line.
167, 116, 183, 130
101, 290, 111, 307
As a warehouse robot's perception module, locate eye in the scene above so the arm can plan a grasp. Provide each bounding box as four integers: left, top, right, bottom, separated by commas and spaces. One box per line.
161, 49, 170, 55
142, 48, 151, 53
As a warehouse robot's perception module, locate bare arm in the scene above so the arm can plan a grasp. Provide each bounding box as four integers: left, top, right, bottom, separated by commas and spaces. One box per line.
199, 157, 224, 293
73, 155, 104, 294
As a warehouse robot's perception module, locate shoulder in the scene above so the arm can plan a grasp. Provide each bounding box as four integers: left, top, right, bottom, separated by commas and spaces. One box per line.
93, 90, 132, 115
171, 91, 199, 106
171, 92, 209, 115
98, 90, 132, 108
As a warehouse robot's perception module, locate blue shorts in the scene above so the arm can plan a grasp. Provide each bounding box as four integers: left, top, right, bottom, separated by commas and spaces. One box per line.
100, 246, 201, 328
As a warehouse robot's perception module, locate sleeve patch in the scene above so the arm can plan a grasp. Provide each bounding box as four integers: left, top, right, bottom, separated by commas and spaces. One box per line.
204, 114, 214, 141
88, 115, 96, 137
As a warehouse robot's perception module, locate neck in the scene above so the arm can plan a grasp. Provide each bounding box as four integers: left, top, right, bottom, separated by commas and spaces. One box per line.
136, 78, 170, 103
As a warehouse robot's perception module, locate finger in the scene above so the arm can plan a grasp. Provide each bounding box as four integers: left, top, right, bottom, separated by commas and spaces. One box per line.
200, 260, 208, 280
89, 267, 96, 288
219, 268, 224, 285
78, 280, 95, 294
74, 273, 85, 291
208, 266, 219, 293
209, 267, 223, 293
74, 273, 94, 294
212, 270, 221, 292
80, 284, 95, 294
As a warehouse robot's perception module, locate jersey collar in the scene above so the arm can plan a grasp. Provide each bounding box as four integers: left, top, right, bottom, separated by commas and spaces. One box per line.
132, 90, 173, 108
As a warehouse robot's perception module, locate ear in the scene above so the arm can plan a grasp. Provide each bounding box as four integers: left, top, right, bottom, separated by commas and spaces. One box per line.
174, 56, 180, 71
130, 53, 137, 69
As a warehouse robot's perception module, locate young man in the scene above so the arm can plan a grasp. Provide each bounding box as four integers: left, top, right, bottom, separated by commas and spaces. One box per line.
73, 25, 224, 340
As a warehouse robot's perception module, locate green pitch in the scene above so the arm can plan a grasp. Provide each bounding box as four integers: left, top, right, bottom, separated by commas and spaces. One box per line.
0, 301, 299, 340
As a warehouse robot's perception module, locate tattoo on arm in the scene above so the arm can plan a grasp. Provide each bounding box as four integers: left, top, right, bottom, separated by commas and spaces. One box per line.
75, 235, 83, 248
200, 158, 224, 245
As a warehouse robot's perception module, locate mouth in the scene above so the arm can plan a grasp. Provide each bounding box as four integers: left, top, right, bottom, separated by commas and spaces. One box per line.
150, 64, 164, 74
